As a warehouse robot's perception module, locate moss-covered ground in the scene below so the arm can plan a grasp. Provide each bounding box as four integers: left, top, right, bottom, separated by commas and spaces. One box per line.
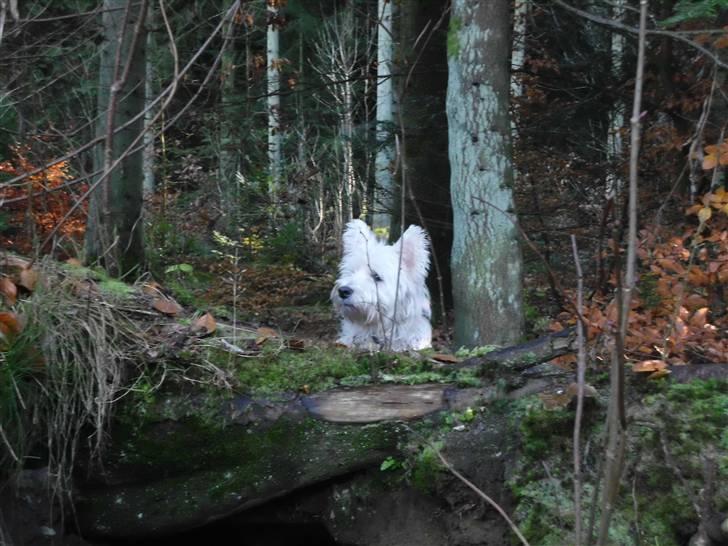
507, 379, 727, 546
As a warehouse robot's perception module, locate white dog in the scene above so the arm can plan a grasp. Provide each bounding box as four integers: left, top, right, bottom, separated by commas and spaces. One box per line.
332, 219, 432, 351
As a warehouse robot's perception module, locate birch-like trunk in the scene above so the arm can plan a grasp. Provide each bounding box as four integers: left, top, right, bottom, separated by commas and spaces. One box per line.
372, 0, 395, 236
511, 0, 528, 100
267, 0, 282, 200
142, 4, 155, 197
447, 0, 524, 347
606, 0, 625, 198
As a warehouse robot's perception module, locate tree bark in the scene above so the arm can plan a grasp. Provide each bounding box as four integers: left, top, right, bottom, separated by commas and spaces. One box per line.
267, 0, 282, 201
372, 0, 396, 236
447, 0, 524, 347
86, 0, 147, 277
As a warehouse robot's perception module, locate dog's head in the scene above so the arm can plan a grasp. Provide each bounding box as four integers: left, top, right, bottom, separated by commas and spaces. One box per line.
332, 219, 430, 326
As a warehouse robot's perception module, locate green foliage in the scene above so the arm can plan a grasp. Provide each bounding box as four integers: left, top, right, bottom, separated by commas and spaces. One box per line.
0, 320, 42, 475
409, 441, 445, 493
380, 456, 401, 472
661, 0, 728, 25
165, 263, 194, 275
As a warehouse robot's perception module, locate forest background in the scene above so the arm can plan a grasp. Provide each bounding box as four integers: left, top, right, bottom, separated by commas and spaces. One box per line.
0, 0, 727, 545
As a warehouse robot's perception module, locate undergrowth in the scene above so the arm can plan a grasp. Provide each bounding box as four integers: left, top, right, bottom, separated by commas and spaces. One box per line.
0, 261, 145, 505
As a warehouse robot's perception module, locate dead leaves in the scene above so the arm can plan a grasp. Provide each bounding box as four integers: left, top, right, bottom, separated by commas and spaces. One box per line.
0, 277, 18, 305
193, 312, 217, 335
152, 296, 183, 316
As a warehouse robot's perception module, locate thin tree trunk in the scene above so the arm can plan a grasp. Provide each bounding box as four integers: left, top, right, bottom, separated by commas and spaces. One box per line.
86, 0, 147, 277
596, 2, 647, 544
267, 0, 282, 202
373, 0, 395, 235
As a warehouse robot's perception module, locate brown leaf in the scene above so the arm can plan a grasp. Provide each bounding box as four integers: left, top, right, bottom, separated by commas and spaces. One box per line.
0, 277, 17, 305
142, 281, 164, 296
432, 353, 460, 364
18, 267, 38, 291
255, 326, 279, 345
193, 313, 217, 335
0, 311, 23, 336
65, 258, 83, 267
152, 297, 182, 316
287, 338, 305, 351
647, 369, 671, 380
689, 307, 709, 329
632, 359, 667, 373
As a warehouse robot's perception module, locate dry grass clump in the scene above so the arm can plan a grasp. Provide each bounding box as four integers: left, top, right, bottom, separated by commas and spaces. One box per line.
0, 259, 146, 505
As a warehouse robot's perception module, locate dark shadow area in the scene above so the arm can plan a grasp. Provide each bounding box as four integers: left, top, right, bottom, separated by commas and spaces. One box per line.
99, 520, 339, 546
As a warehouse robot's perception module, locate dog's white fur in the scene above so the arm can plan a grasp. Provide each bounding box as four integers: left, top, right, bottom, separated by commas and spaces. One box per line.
332, 219, 432, 351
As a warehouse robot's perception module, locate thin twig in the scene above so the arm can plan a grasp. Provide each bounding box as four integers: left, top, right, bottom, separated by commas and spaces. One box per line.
435, 449, 532, 546
596, 1, 648, 543
571, 234, 586, 546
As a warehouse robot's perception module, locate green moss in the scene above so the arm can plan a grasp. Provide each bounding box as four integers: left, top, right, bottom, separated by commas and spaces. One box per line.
202, 345, 483, 396
231, 346, 370, 395
507, 381, 728, 545
447, 17, 461, 58
515, 397, 573, 459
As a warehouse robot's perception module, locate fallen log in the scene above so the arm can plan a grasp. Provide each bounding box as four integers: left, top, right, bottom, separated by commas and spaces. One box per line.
455, 327, 577, 373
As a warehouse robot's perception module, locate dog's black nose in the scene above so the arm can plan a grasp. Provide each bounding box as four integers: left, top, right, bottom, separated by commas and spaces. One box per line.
338, 286, 353, 299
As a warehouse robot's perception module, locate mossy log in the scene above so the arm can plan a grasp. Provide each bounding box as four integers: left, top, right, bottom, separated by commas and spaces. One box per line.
456, 327, 577, 372
75, 384, 487, 539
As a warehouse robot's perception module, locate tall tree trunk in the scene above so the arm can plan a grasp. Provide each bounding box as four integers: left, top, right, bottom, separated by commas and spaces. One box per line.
607, 0, 625, 198
372, 0, 395, 236
86, 0, 147, 277
142, 3, 156, 197
447, 0, 524, 347
267, 0, 282, 202
219, 5, 241, 224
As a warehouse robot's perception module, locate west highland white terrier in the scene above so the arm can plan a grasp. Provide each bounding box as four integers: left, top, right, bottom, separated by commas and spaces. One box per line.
332, 219, 432, 351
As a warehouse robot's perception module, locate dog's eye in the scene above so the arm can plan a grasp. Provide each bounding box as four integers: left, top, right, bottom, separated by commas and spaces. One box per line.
371, 272, 383, 282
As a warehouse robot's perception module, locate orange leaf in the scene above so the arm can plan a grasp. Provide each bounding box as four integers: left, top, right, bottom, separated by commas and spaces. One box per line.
703, 154, 717, 170
633, 359, 667, 373
433, 353, 460, 364
698, 207, 712, 223
690, 307, 709, 328
0, 312, 23, 335
0, 277, 17, 305
65, 258, 83, 267
193, 313, 217, 334
656, 258, 684, 275
18, 267, 38, 291
152, 297, 182, 316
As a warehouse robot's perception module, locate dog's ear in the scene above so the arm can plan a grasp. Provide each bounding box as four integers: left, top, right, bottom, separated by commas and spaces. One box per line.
396, 225, 430, 280
342, 219, 375, 253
